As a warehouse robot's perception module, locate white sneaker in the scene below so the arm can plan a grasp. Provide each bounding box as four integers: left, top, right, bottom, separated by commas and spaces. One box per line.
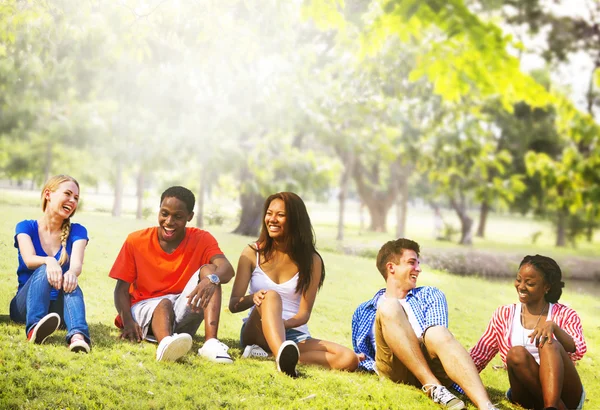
422, 384, 465, 410
276, 340, 299, 378
242, 344, 269, 358
197, 338, 233, 364
69, 335, 90, 354
156, 333, 192, 362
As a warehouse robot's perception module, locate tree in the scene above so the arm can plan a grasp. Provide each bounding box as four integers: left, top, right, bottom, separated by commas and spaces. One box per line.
423, 103, 525, 244
309, 36, 441, 233
305, 0, 550, 108
476, 92, 562, 237
527, 99, 600, 246
0, 1, 105, 183
304, 0, 552, 238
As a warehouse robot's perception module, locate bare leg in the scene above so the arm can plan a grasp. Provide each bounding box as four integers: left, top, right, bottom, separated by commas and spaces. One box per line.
240, 308, 269, 350
378, 297, 441, 386
424, 326, 492, 409
506, 346, 543, 409
151, 299, 175, 343
241, 290, 286, 354
298, 338, 359, 371
539, 341, 583, 410
190, 265, 221, 340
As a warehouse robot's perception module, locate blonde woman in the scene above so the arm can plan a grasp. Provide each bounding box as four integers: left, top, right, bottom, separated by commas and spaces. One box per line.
9, 175, 90, 352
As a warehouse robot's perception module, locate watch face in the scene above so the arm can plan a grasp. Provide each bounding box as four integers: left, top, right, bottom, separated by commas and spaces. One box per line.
208, 274, 220, 284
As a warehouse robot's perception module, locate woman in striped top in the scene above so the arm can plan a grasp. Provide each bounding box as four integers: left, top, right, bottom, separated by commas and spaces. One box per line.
469, 255, 586, 410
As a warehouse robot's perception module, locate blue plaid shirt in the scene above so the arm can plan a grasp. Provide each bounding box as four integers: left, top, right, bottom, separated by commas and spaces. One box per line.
351, 286, 449, 372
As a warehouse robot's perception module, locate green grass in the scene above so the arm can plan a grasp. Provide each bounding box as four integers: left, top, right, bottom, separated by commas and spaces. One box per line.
0, 202, 598, 409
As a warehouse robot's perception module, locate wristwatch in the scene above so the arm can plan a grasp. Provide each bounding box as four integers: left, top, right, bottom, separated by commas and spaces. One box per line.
207, 274, 220, 285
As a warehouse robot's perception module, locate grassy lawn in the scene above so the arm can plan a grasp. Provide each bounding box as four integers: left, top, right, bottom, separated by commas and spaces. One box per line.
0, 199, 598, 409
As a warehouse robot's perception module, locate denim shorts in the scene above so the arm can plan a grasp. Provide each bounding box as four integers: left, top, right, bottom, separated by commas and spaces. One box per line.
506, 386, 585, 410
239, 322, 311, 349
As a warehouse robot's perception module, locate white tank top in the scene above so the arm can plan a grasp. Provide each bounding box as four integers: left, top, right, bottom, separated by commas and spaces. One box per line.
243, 249, 310, 335
510, 303, 554, 365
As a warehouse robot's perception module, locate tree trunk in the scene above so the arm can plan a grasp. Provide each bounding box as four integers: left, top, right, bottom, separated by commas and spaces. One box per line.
585, 208, 596, 243
556, 208, 567, 247
586, 221, 594, 243
112, 158, 123, 217
196, 169, 205, 228
430, 202, 444, 240
336, 189, 346, 241
359, 202, 365, 232
396, 180, 409, 238
336, 150, 355, 241
352, 159, 399, 233
362, 196, 391, 232
44, 140, 53, 183
450, 196, 473, 245
135, 168, 145, 220
476, 200, 489, 238
232, 191, 264, 237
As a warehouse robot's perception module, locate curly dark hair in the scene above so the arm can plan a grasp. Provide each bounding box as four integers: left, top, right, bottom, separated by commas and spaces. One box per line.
160, 186, 195, 214
519, 254, 565, 303
254, 192, 325, 296
376, 238, 421, 279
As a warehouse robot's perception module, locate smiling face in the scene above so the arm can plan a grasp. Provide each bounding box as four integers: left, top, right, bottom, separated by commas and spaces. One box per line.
388, 249, 421, 294
157, 196, 193, 246
264, 198, 287, 240
515, 263, 550, 305
44, 181, 79, 219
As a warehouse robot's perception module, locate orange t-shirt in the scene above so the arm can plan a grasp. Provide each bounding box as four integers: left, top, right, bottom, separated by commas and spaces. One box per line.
109, 227, 223, 306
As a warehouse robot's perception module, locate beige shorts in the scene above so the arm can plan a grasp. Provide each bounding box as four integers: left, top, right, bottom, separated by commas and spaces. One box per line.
374, 310, 452, 388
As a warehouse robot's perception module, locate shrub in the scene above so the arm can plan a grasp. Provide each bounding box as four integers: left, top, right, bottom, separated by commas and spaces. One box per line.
205, 207, 225, 226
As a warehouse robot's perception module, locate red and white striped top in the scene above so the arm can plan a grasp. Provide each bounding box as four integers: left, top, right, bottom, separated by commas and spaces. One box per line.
469, 303, 586, 372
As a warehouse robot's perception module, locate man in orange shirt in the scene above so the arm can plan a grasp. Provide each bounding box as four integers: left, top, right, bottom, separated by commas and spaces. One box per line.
109, 186, 235, 362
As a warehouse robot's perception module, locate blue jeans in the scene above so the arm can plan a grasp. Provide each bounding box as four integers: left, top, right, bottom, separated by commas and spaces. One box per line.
9, 265, 90, 344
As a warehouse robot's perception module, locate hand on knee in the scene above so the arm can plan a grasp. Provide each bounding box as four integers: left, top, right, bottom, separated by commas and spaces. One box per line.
538, 339, 562, 358
261, 290, 283, 304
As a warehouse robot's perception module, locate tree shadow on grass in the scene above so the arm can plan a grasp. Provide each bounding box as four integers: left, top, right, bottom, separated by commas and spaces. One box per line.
26, 321, 123, 348
191, 335, 311, 379
88, 321, 128, 348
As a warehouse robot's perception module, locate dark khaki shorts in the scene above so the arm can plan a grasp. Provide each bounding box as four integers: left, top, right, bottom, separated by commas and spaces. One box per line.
374, 310, 452, 388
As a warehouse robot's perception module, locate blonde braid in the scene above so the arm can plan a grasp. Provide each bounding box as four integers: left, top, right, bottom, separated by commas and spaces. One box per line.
58, 218, 71, 266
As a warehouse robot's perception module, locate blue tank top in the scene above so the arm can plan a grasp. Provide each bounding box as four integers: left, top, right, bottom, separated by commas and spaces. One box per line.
14, 219, 89, 299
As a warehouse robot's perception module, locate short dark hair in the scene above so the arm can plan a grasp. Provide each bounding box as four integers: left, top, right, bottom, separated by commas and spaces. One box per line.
376, 238, 420, 279
519, 255, 564, 303
160, 186, 195, 214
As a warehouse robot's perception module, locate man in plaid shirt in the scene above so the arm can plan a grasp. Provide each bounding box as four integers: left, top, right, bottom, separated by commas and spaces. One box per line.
351, 238, 498, 410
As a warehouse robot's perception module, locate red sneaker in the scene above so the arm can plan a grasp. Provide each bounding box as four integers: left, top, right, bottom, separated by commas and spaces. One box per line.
28, 313, 61, 344
69, 335, 90, 353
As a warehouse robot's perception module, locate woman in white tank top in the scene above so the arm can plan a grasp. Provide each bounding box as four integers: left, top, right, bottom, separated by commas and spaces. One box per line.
229, 192, 359, 377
